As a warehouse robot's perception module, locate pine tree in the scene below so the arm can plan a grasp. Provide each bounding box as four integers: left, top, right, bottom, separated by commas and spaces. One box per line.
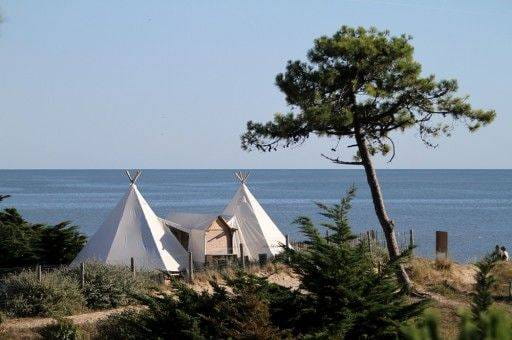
241, 26, 496, 289
281, 186, 425, 338
0, 196, 86, 267
471, 254, 497, 324
402, 309, 512, 340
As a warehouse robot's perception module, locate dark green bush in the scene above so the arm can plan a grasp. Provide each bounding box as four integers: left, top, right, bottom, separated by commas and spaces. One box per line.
39, 318, 82, 340
0, 270, 85, 317
279, 186, 425, 338
0, 200, 86, 267
402, 309, 512, 340
65, 262, 153, 310
95, 273, 286, 340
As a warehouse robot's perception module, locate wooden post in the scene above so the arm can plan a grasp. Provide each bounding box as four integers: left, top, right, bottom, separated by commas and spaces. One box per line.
188, 251, 194, 282
240, 243, 245, 269
36, 265, 42, 282
409, 229, 414, 256
436, 231, 448, 260
80, 263, 85, 288
367, 231, 372, 255
130, 257, 135, 277
285, 234, 290, 249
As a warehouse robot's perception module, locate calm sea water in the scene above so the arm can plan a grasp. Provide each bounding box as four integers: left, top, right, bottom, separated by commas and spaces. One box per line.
0, 169, 511, 262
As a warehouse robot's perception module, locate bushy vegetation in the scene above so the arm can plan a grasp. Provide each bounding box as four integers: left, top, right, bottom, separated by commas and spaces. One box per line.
39, 318, 82, 340
65, 262, 154, 310
403, 251, 504, 339
471, 254, 497, 322
96, 187, 425, 339
0, 196, 86, 267
402, 308, 512, 339
279, 186, 425, 337
0, 263, 157, 318
0, 270, 84, 317
96, 272, 292, 340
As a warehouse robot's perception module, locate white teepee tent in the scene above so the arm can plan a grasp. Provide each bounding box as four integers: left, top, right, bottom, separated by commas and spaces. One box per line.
71, 171, 188, 271
222, 172, 287, 261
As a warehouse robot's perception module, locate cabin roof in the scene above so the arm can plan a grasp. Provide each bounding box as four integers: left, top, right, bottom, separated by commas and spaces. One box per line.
166, 212, 237, 232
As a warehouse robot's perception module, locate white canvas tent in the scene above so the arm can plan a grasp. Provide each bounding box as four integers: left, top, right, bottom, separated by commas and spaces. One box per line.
166, 212, 243, 265
222, 172, 287, 261
71, 171, 188, 271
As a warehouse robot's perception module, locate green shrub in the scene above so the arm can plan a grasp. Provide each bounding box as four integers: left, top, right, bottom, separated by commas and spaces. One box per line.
0, 203, 86, 267
39, 318, 82, 340
95, 310, 147, 340
402, 308, 512, 340
0, 270, 84, 317
65, 262, 153, 310
279, 187, 425, 338
95, 273, 286, 340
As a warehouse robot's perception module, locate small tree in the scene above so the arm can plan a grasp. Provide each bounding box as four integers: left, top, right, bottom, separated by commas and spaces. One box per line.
281, 187, 425, 338
402, 309, 512, 340
471, 254, 497, 322
97, 273, 287, 339
0, 197, 86, 267
241, 26, 495, 288
36, 221, 87, 265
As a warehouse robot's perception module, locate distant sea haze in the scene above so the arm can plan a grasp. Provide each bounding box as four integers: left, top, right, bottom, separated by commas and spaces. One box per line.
1, 169, 511, 263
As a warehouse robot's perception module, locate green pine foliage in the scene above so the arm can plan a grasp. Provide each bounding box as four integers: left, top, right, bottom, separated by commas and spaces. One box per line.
39, 318, 82, 340
471, 254, 497, 322
280, 186, 425, 338
241, 25, 496, 288
96, 272, 288, 340
0, 196, 86, 267
403, 253, 507, 340
402, 309, 512, 340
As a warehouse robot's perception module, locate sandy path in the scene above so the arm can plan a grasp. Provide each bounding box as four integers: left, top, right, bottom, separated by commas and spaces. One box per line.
1, 306, 143, 331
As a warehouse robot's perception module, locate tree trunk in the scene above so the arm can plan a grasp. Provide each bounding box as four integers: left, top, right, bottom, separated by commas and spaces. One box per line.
354, 128, 413, 290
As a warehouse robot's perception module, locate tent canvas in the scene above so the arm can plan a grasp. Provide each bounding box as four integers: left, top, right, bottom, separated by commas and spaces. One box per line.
222, 173, 287, 261
71, 175, 188, 271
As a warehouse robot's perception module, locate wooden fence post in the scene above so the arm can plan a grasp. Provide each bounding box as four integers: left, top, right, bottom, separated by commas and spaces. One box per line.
409, 229, 414, 256
508, 281, 512, 301
285, 234, 290, 249
435, 231, 448, 260
80, 263, 85, 288
130, 257, 135, 277
367, 231, 372, 255
240, 243, 245, 269
36, 264, 42, 282
188, 251, 194, 282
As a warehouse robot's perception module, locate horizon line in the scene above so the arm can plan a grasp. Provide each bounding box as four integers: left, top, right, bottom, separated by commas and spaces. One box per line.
1, 168, 511, 171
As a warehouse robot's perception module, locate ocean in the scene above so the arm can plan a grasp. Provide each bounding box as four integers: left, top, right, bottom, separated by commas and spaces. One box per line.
0, 169, 510, 263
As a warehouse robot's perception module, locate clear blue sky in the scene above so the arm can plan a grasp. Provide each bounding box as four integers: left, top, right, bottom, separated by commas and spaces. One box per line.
0, 1, 510, 169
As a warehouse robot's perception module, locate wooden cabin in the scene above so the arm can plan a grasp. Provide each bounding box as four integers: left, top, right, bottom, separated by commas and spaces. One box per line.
166, 213, 241, 266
